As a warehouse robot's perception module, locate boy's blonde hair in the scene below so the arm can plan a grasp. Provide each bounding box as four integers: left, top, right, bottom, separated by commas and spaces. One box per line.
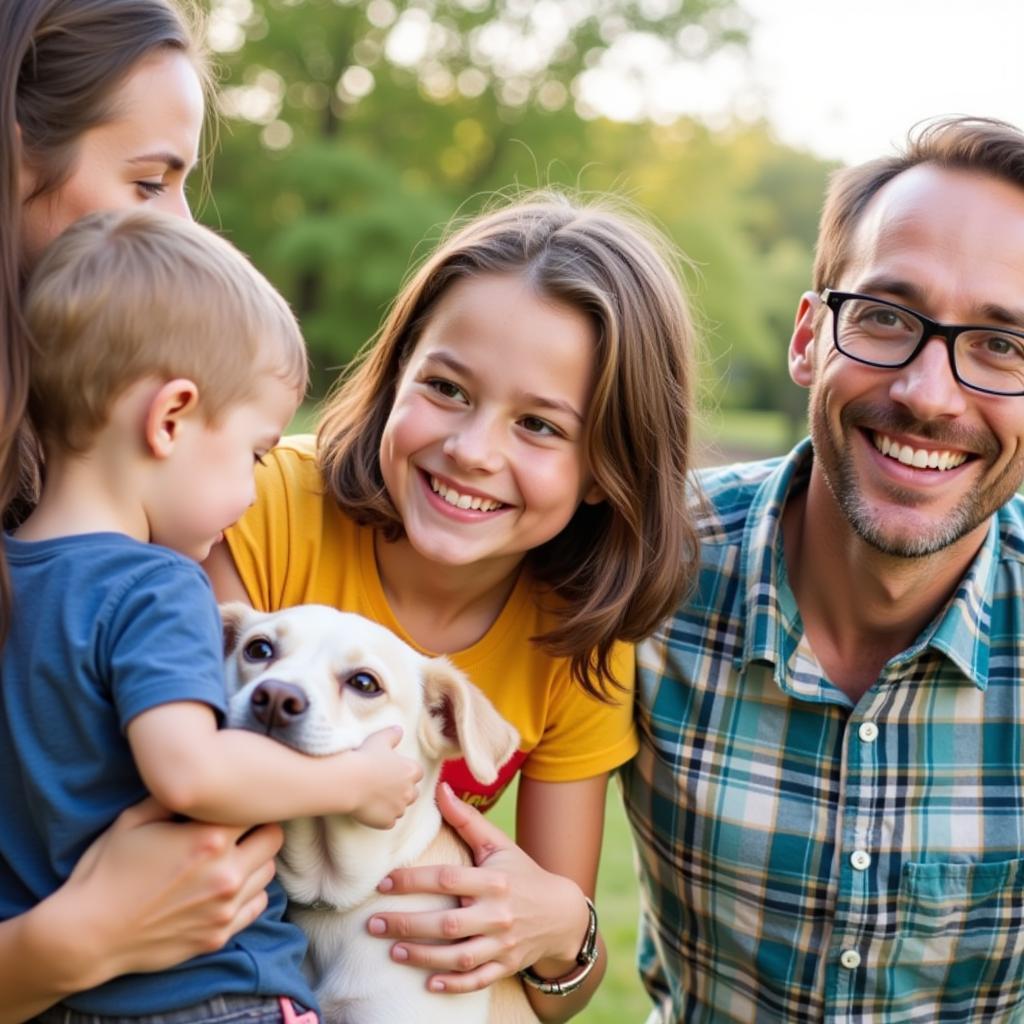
319, 191, 700, 699
24, 208, 307, 453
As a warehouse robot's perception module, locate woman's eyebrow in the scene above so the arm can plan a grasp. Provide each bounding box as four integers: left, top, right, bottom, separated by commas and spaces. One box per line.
127, 152, 187, 171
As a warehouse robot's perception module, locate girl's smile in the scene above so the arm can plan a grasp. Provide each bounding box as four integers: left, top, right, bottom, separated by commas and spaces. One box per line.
424, 471, 507, 516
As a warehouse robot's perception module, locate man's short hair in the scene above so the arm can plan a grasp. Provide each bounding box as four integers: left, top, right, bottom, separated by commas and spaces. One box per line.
814, 116, 1024, 293
24, 208, 307, 452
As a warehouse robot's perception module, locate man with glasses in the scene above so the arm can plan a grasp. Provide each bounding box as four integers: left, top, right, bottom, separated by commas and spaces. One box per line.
621, 116, 1024, 1022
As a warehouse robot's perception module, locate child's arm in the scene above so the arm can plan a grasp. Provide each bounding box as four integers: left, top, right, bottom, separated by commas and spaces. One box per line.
128, 701, 421, 827
369, 776, 609, 1024
0, 798, 281, 1023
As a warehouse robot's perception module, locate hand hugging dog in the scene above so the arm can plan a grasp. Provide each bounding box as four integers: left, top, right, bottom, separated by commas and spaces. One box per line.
223, 603, 538, 1024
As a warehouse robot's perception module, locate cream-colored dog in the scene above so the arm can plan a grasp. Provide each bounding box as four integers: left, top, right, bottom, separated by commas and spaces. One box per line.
222, 603, 538, 1024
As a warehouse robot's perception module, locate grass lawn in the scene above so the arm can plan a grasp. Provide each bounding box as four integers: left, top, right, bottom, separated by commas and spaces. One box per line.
489, 778, 652, 1024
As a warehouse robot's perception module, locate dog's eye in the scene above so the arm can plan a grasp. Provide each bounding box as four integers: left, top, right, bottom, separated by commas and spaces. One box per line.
243, 637, 275, 662
345, 671, 382, 697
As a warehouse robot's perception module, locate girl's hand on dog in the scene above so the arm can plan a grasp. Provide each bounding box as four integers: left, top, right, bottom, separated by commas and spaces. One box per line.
368, 782, 592, 993
347, 726, 424, 830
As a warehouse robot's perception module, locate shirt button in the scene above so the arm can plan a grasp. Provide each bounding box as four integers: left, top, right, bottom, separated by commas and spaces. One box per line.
850, 850, 872, 871
858, 722, 879, 742
840, 949, 862, 970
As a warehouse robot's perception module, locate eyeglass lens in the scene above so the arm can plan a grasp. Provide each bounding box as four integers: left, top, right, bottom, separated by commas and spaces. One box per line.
834, 296, 1024, 395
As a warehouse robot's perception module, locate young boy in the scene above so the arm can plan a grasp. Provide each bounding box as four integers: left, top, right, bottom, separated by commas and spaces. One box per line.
0, 210, 422, 1022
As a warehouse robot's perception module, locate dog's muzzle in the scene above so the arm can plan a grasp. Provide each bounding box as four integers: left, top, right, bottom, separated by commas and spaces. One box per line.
249, 679, 309, 733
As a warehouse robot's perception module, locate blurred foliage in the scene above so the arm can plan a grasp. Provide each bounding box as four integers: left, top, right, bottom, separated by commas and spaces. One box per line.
197, 6, 833, 1018
199, 0, 837, 424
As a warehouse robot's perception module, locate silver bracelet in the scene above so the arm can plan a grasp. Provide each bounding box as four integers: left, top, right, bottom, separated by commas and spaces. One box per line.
518, 897, 599, 997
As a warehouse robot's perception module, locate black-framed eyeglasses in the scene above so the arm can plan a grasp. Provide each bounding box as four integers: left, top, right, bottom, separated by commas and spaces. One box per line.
822, 289, 1024, 397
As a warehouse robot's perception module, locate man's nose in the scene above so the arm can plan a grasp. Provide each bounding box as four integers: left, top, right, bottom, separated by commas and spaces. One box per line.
888, 336, 968, 420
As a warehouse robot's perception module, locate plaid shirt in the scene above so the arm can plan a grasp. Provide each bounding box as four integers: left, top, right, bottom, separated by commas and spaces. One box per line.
620, 439, 1024, 1023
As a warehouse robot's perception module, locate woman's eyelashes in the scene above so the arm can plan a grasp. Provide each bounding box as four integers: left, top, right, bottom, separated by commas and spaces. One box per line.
135, 179, 167, 198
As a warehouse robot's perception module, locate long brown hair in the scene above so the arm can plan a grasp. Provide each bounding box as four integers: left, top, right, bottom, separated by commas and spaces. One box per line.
319, 192, 700, 699
0, 0, 208, 631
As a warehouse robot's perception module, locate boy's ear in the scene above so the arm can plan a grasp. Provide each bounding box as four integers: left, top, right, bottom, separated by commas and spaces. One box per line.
789, 291, 821, 389
145, 378, 200, 458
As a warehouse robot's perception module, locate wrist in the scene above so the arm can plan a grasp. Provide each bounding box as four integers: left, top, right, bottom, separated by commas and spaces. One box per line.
520, 891, 599, 997
333, 750, 362, 812
547, 883, 591, 964
529, 951, 581, 981
25, 888, 112, 995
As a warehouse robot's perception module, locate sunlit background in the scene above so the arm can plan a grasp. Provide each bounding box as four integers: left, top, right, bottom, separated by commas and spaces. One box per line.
202, 0, 1024, 460
197, 11, 1024, 1011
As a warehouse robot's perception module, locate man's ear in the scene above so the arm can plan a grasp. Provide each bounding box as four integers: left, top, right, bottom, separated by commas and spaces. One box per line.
789, 291, 821, 389
144, 379, 200, 458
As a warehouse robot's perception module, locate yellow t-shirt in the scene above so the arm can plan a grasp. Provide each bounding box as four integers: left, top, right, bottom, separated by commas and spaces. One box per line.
225, 436, 637, 811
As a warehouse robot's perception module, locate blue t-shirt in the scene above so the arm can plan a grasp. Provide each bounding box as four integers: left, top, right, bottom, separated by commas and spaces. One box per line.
0, 532, 317, 1015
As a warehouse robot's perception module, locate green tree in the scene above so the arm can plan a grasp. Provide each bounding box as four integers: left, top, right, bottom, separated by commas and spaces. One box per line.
202, 0, 836, 433
202, 0, 752, 381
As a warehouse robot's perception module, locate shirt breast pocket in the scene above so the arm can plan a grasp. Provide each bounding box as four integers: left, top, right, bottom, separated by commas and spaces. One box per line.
899, 858, 1024, 942
892, 858, 1024, 1018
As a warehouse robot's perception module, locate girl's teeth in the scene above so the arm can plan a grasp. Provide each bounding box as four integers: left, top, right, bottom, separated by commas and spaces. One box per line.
430, 476, 500, 512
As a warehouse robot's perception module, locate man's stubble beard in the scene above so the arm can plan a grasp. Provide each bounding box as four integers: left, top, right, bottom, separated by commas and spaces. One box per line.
808, 392, 1018, 559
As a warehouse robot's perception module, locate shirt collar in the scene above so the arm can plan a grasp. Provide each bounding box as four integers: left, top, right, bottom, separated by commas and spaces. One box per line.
914, 517, 996, 690
737, 438, 811, 682
737, 439, 996, 692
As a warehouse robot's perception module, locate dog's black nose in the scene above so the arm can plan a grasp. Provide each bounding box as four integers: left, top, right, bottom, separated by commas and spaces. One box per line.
250, 679, 309, 729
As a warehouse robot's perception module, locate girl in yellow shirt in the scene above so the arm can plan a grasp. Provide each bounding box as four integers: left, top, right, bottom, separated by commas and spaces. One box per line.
207, 191, 699, 1021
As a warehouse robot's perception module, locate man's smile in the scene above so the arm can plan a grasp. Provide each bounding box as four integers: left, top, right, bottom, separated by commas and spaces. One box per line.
870, 431, 969, 471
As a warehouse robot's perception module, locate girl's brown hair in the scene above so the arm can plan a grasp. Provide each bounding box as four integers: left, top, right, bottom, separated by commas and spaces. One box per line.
0, 0, 209, 630
319, 192, 700, 699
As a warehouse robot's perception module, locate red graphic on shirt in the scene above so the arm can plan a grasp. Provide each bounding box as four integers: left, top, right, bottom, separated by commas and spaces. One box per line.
440, 749, 528, 813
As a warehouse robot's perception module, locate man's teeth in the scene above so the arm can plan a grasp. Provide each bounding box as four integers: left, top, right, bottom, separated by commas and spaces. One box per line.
430, 476, 502, 511
873, 433, 968, 471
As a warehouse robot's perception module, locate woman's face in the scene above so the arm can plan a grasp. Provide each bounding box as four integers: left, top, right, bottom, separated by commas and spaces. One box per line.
20, 48, 204, 266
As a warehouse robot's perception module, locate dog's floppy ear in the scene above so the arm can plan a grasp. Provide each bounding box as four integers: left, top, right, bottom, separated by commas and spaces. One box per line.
419, 658, 520, 785
219, 601, 256, 657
